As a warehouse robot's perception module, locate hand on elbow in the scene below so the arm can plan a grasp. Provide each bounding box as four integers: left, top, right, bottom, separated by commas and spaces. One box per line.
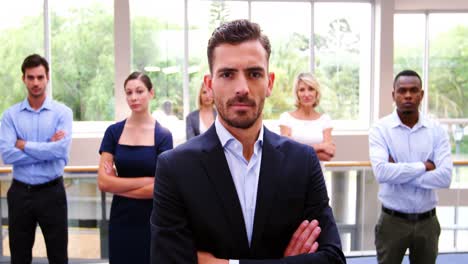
197, 251, 228, 264
50, 130, 66, 142
284, 219, 321, 256
15, 139, 26, 150
321, 142, 336, 157
424, 160, 436, 171
317, 150, 334, 161
104, 161, 117, 176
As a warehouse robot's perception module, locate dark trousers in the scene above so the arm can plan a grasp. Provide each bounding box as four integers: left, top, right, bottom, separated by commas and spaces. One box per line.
375, 210, 440, 264
7, 178, 68, 264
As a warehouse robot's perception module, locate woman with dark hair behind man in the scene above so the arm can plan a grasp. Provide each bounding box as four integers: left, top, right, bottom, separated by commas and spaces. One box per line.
98, 71, 173, 263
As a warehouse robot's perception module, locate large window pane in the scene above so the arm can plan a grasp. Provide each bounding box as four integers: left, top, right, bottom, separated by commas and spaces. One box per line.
131, 0, 184, 119
394, 13, 468, 157
50, 0, 114, 121
394, 14, 425, 75
428, 13, 468, 119
251, 2, 311, 119
0, 1, 44, 116
314, 2, 371, 124
188, 0, 248, 111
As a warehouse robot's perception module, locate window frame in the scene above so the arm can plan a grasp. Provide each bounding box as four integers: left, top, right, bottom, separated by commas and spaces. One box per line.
35, 0, 375, 136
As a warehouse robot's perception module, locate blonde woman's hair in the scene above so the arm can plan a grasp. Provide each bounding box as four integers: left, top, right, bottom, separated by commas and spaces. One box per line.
198, 82, 213, 109
293, 72, 321, 108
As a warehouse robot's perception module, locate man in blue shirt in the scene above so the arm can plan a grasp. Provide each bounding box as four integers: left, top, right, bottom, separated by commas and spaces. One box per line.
369, 70, 452, 264
0, 54, 73, 264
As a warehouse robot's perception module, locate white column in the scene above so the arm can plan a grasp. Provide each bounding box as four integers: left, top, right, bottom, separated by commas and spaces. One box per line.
44, 0, 52, 96
183, 0, 190, 118
373, 0, 395, 121
114, 0, 131, 121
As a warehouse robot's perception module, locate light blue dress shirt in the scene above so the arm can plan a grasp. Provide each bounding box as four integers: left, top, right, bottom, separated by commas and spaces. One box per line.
215, 118, 263, 247
369, 110, 452, 213
0, 97, 73, 184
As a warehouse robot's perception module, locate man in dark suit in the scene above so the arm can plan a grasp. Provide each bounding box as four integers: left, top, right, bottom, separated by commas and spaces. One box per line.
150, 19, 345, 264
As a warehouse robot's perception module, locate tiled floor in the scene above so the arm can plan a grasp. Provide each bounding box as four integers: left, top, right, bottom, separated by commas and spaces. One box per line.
2, 227, 102, 259
346, 252, 468, 264
0, 257, 107, 264
0, 253, 467, 263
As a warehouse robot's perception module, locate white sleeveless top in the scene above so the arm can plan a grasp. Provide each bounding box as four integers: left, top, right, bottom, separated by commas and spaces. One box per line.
278, 112, 332, 146
279, 112, 333, 173
199, 115, 209, 134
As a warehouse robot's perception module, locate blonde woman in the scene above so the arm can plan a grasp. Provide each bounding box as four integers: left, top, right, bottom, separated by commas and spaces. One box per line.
185, 82, 217, 140
279, 72, 335, 161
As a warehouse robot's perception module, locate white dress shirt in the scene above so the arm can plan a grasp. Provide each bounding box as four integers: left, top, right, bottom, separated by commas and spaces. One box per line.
215, 118, 263, 264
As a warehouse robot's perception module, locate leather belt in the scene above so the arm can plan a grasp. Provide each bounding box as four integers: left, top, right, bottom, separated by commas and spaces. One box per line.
382, 206, 436, 221
12, 177, 63, 191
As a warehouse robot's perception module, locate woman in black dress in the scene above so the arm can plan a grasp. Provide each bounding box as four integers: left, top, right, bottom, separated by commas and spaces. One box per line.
98, 72, 173, 263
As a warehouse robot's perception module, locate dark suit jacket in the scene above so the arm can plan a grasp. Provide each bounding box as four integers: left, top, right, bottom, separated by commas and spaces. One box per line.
185, 109, 217, 140
151, 125, 345, 264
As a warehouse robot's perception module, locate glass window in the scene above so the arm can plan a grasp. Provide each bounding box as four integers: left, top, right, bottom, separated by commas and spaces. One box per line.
457, 230, 468, 251
394, 13, 468, 156
188, 0, 248, 111
131, 0, 185, 119
440, 230, 455, 251
50, 0, 115, 121
314, 2, 372, 126
393, 13, 425, 76
428, 13, 468, 119
251, 1, 311, 119
0, 0, 44, 116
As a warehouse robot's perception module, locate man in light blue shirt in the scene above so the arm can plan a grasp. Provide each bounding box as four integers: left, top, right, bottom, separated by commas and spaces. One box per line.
369, 70, 452, 264
0, 54, 72, 264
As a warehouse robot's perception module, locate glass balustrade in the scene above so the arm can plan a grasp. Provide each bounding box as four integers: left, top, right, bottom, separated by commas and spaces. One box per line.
0, 162, 467, 261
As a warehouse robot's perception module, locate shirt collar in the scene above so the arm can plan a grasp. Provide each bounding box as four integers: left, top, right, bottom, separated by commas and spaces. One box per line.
20, 96, 52, 112
390, 109, 431, 129
215, 117, 264, 149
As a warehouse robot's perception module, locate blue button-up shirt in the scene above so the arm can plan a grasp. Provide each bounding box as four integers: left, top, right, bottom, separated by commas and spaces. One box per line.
0, 97, 73, 184
215, 118, 263, 246
369, 110, 452, 213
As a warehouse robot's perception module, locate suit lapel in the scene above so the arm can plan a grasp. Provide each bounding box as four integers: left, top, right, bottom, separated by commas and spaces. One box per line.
250, 128, 284, 252
200, 126, 250, 254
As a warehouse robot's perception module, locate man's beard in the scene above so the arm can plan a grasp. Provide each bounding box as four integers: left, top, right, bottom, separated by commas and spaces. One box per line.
216, 95, 264, 129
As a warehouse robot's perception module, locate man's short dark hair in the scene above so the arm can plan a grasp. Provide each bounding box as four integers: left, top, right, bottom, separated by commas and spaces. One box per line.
393, 69, 422, 89
21, 54, 49, 75
207, 19, 271, 73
